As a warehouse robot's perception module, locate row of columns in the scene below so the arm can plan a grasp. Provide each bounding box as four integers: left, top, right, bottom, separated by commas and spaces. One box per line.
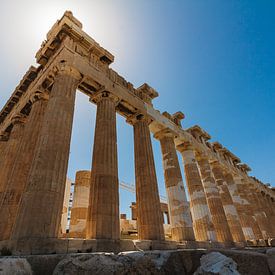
0, 64, 274, 246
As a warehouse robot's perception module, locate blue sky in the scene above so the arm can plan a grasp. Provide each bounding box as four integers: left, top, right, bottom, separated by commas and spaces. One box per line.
0, 0, 274, 217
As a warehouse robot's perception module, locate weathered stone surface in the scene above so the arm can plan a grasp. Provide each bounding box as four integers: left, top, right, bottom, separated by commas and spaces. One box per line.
130, 115, 164, 241
231, 176, 262, 240
211, 165, 245, 243
220, 249, 272, 275
0, 115, 26, 223
268, 239, 275, 247
69, 171, 91, 238
12, 68, 80, 242
155, 128, 195, 241
0, 249, 272, 275
52, 252, 159, 275
0, 257, 32, 275
0, 10, 275, 257
177, 143, 216, 242
197, 156, 233, 243
86, 91, 120, 240
266, 248, 275, 275
194, 252, 240, 275
60, 179, 72, 237
0, 94, 48, 241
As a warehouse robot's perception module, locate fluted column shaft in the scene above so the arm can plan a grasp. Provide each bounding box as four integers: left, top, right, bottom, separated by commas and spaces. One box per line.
197, 157, 233, 243
227, 175, 262, 240
132, 116, 164, 240
86, 92, 120, 240
70, 171, 91, 238
12, 70, 80, 240
0, 135, 8, 160
156, 130, 194, 241
265, 196, 275, 237
0, 116, 26, 206
0, 94, 48, 240
257, 193, 275, 237
178, 144, 216, 242
210, 167, 245, 243
247, 185, 273, 239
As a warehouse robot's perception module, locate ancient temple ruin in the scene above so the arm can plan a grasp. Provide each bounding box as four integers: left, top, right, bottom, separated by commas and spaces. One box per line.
0, 11, 274, 255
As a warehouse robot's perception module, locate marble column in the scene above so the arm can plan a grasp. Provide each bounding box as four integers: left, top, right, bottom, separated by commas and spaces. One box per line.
177, 143, 216, 242
12, 66, 81, 240
0, 132, 8, 160
0, 92, 48, 241
70, 171, 91, 238
155, 129, 195, 241
228, 175, 262, 240
211, 165, 245, 242
246, 184, 273, 239
130, 202, 137, 220
130, 114, 164, 240
210, 166, 246, 243
197, 156, 233, 243
0, 115, 26, 208
86, 91, 120, 240
59, 178, 72, 237
265, 196, 275, 237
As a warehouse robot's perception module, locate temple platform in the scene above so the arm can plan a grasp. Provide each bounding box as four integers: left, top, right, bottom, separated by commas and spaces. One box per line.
1, 238, 271, 256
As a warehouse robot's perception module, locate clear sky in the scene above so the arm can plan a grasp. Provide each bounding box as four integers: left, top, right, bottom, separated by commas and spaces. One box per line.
0, 0, 274, 218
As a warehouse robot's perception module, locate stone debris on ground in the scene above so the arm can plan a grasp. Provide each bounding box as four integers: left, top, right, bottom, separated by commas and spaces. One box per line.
194, 252, 240, 275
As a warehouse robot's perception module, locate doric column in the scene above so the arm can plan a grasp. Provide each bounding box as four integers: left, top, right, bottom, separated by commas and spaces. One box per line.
197, 155, 233, 243
228, 175, 262, 240
210, 165, 246, 243
247, 184, 273, 239
177, 143, 216, 242
12, 65, 81, 240
70, 171, 91, 238
265, 195, 275, 237
86, 91, 120, 240
129, 114, 164, 241
0, 132, 8, 160
154, 129, 195, 241
0, 115, 26, 207
59, 178, 72, 237
0, 92, 48, 241
130, 202, 137, 220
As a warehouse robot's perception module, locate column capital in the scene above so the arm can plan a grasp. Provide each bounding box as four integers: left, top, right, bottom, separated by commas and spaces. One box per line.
0, 131, 9, 141
209, 160, 223, 168
154, 128, 174, 140
195, 151, 209, 162
176, 141, 194, 152
162, 111, 185, 127
89, 89, 120, 105
11, 114, 27, 125
54, 61, 82, 81
126, 113, 152, 126
29, 90, 49, 104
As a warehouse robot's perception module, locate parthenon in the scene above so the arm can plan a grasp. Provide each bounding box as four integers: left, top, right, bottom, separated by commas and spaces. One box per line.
0, 11, 274, 256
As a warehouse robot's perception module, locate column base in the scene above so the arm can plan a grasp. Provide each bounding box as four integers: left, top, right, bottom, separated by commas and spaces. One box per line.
246, 239, 270, 247
1, 237, 270, 256
0, 238, 135, 256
